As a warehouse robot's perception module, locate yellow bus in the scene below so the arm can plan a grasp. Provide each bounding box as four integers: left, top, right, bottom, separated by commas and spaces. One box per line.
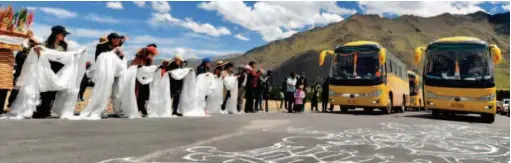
406, 70, 424, 111
414, 36, 502, 123
319, 41, 409, 114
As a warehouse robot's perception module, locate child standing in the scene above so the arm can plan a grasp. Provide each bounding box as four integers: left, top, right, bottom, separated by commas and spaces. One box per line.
294, 85, 306, 113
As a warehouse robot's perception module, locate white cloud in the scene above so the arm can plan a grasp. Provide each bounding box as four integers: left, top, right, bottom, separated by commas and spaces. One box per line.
85, 13, 121, 24
358, 1, 486, 17
197, 1, 355, 42
181, 18, 231, 37
149, 13, 181, 26
151, 1, 171, 13
234, 34, 250, 41
503, 4, 510, 11
72, 28, 113, 38
106, 1, 124, 10
129, 34, 176, 45
133, 1, 146, 8
149, 13, 231, 37
39, 7, 78, 19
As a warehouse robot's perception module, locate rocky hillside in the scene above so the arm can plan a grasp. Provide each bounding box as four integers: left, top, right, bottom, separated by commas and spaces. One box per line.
227, 12, 510, 89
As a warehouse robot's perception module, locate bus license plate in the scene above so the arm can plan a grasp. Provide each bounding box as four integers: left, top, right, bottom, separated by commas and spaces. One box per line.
451, 103, 464, 108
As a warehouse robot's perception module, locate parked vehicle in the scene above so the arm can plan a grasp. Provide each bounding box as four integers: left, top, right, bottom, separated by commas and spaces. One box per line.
496, 101, 503, 113
502, 99, 509, 116
414, 36, 502, 123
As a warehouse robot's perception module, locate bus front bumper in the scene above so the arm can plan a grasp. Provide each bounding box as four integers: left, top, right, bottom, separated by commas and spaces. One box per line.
329, 96, 388, 108
425, 99, 496, 114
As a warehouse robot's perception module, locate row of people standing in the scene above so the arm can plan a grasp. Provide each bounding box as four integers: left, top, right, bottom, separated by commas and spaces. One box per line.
233, 61, 272, 113
281, 73, 332, 113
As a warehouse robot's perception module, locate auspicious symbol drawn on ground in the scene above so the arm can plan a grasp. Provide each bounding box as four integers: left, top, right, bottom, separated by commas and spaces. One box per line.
99, 123, 510, 163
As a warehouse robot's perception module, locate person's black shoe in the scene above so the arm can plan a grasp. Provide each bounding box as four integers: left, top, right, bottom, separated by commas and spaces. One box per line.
32, 113, 51, 119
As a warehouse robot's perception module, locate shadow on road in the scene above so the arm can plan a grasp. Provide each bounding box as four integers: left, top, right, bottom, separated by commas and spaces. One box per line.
404, 113, 486, 124
317, 110, 389, 116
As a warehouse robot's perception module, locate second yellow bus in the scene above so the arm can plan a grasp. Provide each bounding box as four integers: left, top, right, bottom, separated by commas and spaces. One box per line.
319, 41, 409, 114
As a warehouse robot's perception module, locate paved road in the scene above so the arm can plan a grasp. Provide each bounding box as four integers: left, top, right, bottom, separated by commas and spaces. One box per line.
0, 111, 509, 163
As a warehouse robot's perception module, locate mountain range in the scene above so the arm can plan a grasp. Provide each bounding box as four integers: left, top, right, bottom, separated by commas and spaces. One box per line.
224, 11, 510, 90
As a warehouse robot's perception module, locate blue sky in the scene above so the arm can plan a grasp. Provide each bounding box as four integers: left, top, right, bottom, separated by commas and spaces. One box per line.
3, 1, 510, 61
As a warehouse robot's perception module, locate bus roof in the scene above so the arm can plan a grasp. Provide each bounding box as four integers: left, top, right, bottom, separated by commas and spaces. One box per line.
343, 41, 381, 47
431, 36, 487, 45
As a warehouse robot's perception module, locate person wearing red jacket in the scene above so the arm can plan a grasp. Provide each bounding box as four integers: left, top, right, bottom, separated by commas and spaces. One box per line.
244, 61, 262, 113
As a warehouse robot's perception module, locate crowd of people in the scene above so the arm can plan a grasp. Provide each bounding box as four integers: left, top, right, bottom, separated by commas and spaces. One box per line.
278, 72, 331, 113
0, 25, 338, 120
0, 25, 283, 120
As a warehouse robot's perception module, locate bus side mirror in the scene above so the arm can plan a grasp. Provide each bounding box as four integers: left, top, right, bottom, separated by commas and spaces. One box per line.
379, 48, 386, 66
319, 50, 334, 66
414, 47, 425, 65
489, 44, 502, 64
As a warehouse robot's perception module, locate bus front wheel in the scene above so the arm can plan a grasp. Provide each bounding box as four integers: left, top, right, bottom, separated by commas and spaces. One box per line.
481, 114, 495, 123
382, 97, 392, 114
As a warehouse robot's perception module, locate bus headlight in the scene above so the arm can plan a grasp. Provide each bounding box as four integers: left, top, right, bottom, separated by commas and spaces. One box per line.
425, 92, 437, 98
477, 94, 496, 102
367, 90, 382, 97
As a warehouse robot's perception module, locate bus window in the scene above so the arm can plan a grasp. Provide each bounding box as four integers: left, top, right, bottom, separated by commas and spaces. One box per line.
398, 66, 402, 78
389, 60, 394, 72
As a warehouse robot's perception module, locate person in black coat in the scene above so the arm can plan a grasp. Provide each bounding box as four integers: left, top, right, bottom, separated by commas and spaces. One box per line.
166, 54, 185, 116
236, 66, 246, 112
321, 77, 330, 112
32, 25, 70, 118
7, 39, 36, 109
78, 62, 91, 101
310, 81, 320, 112
196, 57, 212, 76
94, 32, 125, 61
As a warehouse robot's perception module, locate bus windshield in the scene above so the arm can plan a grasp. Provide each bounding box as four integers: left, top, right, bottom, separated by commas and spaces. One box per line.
426, 44, 491, 81
333, 46, 381, 80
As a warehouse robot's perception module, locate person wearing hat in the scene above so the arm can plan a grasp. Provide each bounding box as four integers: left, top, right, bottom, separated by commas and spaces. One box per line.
166, 54, 185, 116
196, 57, 212, 76
31, 25, 71, 118
95, 32, 125, 61
131, 47, 158, 116
214, 60, 228, 78
6, 39, 37, 110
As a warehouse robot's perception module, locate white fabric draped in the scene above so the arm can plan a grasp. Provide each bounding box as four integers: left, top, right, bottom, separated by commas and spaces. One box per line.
169, 68, 209, 117
206, 77, 224, 115
223, 75, 239, 114
146, 68, 173, 118
79, 51, 127, 120
7, 46, 87, 120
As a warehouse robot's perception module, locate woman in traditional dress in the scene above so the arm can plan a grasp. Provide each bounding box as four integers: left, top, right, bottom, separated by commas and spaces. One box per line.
32, 25, 70, 118
131, 47, 158, 116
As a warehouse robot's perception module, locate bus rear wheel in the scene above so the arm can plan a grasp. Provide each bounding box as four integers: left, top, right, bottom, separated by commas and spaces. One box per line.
481, 113, 495, 123
432, 109, 439, 118
340, 106, 348, 113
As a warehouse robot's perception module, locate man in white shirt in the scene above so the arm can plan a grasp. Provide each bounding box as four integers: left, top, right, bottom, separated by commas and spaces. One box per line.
286, 72, 297, 113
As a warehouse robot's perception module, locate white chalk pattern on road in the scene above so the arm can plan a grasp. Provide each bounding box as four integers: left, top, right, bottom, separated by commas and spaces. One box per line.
100, 122, 510, 163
